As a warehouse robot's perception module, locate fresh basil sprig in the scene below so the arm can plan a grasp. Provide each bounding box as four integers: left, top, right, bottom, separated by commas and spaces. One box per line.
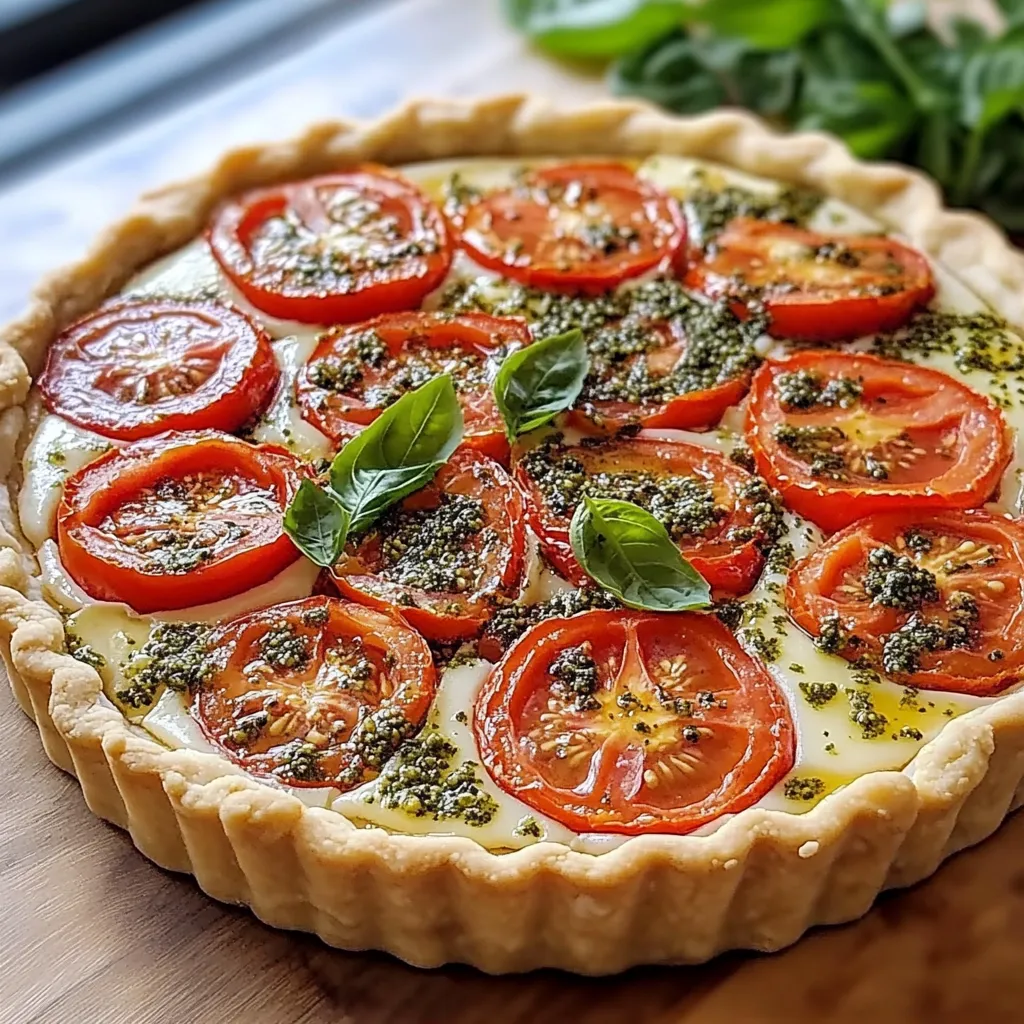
569, 496, 711, 612
493, 328, 589, 442
283, 375, 464, 566
509, 0, 1024, 233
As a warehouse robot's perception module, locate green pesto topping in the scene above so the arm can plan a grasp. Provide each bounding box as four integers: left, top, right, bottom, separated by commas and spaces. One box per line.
846, 687, 889, 740
765, 540, 795, 575
879, 592, 978, 676
372, 729, 498, 826
899, 725, 924, 741
481, 586, 618, 655
118, 622, 212, 709
277, 741, 325, 783
739, 626, 781, 663
308, 328, 388, 393
441, 275, 766, 414
513, 815, 543, 838
728, 444, 755, 472
775, 370, 863, 411
46, 449, 67, 467
873, 310, 1024, 377
783, 776, 826, 802
772, 424, 855, 481
441, 172, 483, 219
814, 612, 853, 656
799, 681, 839, 709
346, 706, 417, 781
64, 627, 105, 673
520, 440, 725, 539
549, 642, 600, 711
713, 599, 745, 632
301, 603, 330, 627
683, 183, 823, 246
370, 493, 486, 593
902, 528, 933, 553
258, 621, 311, 671
863, 547, 940, 611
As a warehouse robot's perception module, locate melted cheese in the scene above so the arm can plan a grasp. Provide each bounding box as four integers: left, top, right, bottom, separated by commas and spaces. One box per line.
20, 415, 112, 548
252, 334, 333, 459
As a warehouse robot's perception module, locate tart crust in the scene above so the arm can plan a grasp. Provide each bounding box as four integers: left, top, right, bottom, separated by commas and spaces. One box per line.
5, 95, 1024, 974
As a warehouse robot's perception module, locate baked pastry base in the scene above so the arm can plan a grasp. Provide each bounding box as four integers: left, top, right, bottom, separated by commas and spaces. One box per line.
4, 95, 1024, 974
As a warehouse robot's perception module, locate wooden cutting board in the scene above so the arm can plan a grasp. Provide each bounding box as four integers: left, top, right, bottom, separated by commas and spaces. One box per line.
2, 2, 1021, 1020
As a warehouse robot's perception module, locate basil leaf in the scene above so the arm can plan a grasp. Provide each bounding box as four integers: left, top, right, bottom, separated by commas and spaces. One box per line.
610, 32, 728, 113
283, 479, 350, 568
698, 0, 831, 50
329, 374, 463, 534
569, 497, 711, 612
503, 0, 690, 58
493, 328, 589, 442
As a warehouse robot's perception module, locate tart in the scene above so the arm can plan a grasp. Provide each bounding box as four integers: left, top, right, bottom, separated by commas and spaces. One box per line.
5, 96, 1024, 975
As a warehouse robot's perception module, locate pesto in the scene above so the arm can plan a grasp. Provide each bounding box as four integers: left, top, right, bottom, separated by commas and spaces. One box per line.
372, 493, 486, 593
683, 183, 823, 246
846, 688, 889, 740
863, 547, 939, 611
481, 586, 618, 654
783, 776, 826, 801
513, 816, 543, 838
64, 627, 105, 673
799, 681, 838, 709
549, 642, 600, 711
373, 729, 498, 826
118, 622, 212, 709
258, 621, 311, 671
775, 370, 863, 411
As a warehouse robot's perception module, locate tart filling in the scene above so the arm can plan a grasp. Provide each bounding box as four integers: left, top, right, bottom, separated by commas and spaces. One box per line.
26, 153, 1024, 853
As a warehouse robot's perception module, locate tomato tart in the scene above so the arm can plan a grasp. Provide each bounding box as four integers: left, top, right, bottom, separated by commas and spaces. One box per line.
5, 97, 1024, 975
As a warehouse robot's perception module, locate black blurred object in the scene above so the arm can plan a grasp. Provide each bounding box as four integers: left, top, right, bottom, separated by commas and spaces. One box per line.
0, 0, 204, 88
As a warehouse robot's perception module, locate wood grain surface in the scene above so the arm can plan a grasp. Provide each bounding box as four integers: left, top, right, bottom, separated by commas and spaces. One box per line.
1, 2, 1021, 1021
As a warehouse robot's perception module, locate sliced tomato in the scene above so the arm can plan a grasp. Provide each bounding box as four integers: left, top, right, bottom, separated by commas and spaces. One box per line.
567, 317, 750, 433
687, 218, 935, 341
474, 610, 794, 835
515, 431, 772, 596
787, 510, 1024, 696
746, 351, 1010, 533
331, 450, 525, 641
38, 299, 278, 441
208, 167, 452, 324
456, 162, 684, 294
295, 311, 529, 459
57, 431, 304, 613
194, 596, 435, 788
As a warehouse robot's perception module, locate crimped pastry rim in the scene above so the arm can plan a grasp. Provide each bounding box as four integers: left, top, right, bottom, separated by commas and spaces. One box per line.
3, 94, 1024, 973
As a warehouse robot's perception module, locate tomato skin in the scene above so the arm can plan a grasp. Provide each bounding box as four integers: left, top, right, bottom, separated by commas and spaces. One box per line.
331, 450, 526, 641
515, 430, 767, 597
746, 350, 1011, 533
295, 311, 530, 461
39, 299, 279, 442
474, 610, 795, 835
566, 320, 750, 433
787, 510, 1024, 696
195, 596, 435, 789
456, 162, 685, 294
687, 218, 935, 341
208, 166, 452, 324
57, 431, 305, 613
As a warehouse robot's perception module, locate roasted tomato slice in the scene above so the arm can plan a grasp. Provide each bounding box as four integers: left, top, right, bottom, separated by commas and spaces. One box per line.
209, 167, 452, 324
788, 510, 1024, 696
515, 431, 775, 596
331, 450, 525, 641
686, 218, 934, 340
194, 596, 435, 788
38, 299, 279, 442
295, 311, 529, 459
746, 351, 1010, 533
57, 431, 304, 613
568, 316, 750, 432
455, 162, 684, 294
474, 610, 794, 835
